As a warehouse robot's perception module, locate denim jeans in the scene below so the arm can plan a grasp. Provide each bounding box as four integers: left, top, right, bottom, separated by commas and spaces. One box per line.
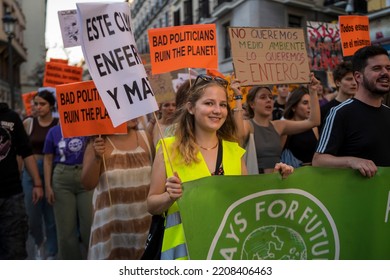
0, 193, 28, 259
52, 164, 93, 259
22, 158, 58, 257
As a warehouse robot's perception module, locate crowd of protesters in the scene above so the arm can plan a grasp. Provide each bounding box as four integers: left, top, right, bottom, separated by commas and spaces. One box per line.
0, 45, 389, 260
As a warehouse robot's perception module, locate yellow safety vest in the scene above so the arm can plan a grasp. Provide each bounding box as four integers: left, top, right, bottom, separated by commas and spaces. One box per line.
158, 137, 245, 260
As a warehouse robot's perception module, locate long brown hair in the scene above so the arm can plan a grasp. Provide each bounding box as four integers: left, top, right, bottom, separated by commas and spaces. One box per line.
171, 80, 237, 165
246, 86, 272, 118
284, 86, 309, 120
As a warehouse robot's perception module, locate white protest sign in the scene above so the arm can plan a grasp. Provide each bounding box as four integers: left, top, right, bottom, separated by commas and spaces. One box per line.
76, 3, 158, 127
58, 9, 80, 48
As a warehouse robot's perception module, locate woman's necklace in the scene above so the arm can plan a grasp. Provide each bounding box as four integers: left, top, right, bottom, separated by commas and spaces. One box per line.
198, 141, 219, 151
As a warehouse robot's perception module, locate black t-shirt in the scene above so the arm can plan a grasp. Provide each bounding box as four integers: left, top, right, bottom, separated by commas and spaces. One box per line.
317, 98, 390, 166
285, 129, 318, 164
320, 99, 341, 132
0, 103, 33, 197
273, 100, 285, 120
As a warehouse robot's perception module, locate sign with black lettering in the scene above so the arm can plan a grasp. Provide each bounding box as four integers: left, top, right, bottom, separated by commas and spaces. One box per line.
56, 80, 127, 137
43, 62, 83, 87
147, 24, 218, 75
339, 15, 370, 57
76, 3, 158, 127
228, 27, 310, 86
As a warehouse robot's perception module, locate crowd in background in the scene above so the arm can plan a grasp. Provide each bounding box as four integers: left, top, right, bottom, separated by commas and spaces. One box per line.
1, 45, 390, 260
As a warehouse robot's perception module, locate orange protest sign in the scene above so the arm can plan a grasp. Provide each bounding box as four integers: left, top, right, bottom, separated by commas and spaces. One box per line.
49, 58, 69, 64
43, 62, 83, 87
339, 15, 370, 57
56, 80, 127, 138
21, 91, 36, 116
206, 68, 225, 79
148, 24, 218, 75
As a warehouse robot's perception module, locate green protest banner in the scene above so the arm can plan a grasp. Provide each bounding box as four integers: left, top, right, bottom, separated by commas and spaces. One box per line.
178, 167, 390, 260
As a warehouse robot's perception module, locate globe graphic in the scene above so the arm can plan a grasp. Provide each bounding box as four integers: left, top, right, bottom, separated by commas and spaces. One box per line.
241, 225, 307, 260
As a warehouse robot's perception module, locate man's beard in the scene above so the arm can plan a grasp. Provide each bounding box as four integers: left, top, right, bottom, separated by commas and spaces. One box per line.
362, 75, 390, 97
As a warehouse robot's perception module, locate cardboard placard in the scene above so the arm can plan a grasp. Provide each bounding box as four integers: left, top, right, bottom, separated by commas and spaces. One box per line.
141, 54, 175, 104
229, 27, 310, 86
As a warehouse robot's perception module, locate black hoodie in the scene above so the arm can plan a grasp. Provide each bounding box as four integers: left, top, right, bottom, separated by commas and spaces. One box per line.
0, 103, 33, 197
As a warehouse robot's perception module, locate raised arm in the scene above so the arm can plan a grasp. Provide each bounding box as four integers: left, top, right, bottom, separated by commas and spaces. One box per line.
231, 79, 251, 146
275, 73, 321, 136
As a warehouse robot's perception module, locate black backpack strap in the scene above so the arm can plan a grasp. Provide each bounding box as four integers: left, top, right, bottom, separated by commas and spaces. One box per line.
214, 139, 223, 174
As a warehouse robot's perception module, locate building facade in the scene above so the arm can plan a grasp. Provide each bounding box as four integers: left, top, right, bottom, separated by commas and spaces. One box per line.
0, 0, 27, 111
19, 0, 47, 95
368, 0, 390, 52
130, 0, 350, 74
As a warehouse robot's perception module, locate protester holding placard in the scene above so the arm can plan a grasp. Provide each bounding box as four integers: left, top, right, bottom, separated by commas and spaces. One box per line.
43, 124, 92, 260
313, 45, 390, 177
21, 90, 58, 260
81, 119, 154, 260
232, 73, 320, 174
147, 75, 294, 260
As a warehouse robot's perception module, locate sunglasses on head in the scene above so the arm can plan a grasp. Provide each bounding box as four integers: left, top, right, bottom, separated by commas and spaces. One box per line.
193, 74, 229, 88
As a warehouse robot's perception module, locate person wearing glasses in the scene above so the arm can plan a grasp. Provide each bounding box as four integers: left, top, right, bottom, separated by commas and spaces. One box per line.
147, 74, 294, 260
231, 74, 320, 174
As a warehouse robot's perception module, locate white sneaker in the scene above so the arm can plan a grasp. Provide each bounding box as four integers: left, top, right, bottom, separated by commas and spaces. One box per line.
34, 243, 45, 260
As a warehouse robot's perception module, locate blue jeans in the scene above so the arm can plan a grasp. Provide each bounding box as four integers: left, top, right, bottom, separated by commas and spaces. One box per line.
22, 158, 58, 257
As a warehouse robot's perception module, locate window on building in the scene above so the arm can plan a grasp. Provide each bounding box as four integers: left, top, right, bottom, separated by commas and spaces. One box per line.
354, 0, 368, 14
165, 11, 169, 26
222, 21, 231, 59
215, 0, 232, 8
183, 0, 193, 25
173, 9, 181, 26
198, 0, 210, 21
288, 14, 302, 27
145, 35, 149, 53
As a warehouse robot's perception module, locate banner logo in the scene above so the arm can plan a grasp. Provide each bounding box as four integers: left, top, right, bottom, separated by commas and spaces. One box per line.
208, 189, 339, 259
